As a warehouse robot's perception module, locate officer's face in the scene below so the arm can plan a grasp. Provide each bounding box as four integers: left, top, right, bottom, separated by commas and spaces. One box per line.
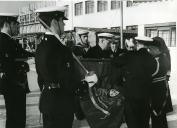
10, 21, 19, 36
102, 38, 111, 50
52, 17, 65, 35
80, 34, 88, 45
57, 17, 65, 35
110, 43, 117, 52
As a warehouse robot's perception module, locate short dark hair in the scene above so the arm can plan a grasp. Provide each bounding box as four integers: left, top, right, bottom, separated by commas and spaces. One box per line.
38, 15, 53, 28
38, 11, 65, 28
0, 16, 17, 29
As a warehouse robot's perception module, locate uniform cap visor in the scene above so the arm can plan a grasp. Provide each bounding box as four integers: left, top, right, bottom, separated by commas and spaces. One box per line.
35, 6, 66, 13
0, 13, 18, 17
77, 30, 89, 35
35, 6, 68, 20
135, 36, 153, 42
98, 33, 114, 38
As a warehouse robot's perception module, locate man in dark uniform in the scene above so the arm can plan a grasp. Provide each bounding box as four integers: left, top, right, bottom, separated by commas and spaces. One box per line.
72, 30, 90, 58
86, 33, 113, 58
0, 13, 34, 128
35, 6, 78, 128
112, 36, 157, 128
109, 35, 126, 58
148, 37, 173, 128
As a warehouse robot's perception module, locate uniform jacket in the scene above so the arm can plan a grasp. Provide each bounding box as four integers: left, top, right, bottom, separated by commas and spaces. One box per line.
35, 34, 78, 115
72, 43, 90, 58
0, 32, 33, 94
109, 48, 127, 58
112, 48, 157, 100
85, 45, 111, 59
151, 53, 173, 114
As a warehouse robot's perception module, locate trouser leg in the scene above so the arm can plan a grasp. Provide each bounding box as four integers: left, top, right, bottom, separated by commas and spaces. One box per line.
151, 112, 168, 128
124, 99, 150, 128
4, 90, 26, 128
43, 113, 74, 128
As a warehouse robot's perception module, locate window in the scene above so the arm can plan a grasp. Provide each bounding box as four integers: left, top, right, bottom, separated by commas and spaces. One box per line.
85, 1, 94, 14
111, 27, 120, 30
97, 1, 108, 12
146, 24, 176, 47
75, 2, 83, 16
25, 14, 30, 24
30, 13, 35, 23
19, 15, 25, 25
171, 28, 176, 47
126, 25, 138, 31
126, 0, 163, 7
126, 1, 133, 7
158, 30, 170, 46
111, 0, 121, 10
65, 5, 69, 18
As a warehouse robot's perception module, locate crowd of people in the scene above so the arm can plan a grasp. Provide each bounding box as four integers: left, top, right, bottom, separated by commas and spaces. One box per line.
0, 5, 173, 128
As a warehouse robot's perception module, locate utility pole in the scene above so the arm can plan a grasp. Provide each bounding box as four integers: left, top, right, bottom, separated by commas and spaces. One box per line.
120, 0, 124, 49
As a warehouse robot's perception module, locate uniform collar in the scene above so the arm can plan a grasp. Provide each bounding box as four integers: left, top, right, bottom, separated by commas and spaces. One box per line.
1, 31, 12, 38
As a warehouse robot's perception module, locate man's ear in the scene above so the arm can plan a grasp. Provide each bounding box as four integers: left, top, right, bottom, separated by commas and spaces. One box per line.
3, 22, 10, 28
51, 18, 58, 26
100, 38, 104, 44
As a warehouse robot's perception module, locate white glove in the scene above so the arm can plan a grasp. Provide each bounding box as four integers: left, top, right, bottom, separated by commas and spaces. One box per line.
27, 57, 35, 64
0, 73, 3, 78
84, 72, 98, 88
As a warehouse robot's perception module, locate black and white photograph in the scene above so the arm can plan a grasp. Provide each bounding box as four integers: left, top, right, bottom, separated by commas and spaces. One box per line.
0, 0, 176, 128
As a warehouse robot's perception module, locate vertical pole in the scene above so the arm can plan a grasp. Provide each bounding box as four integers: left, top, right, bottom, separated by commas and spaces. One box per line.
120, 0, 124, 49
71, 0, 74, 30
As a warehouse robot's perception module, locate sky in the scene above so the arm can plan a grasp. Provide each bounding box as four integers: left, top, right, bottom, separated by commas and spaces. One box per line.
0, 1, 41, 13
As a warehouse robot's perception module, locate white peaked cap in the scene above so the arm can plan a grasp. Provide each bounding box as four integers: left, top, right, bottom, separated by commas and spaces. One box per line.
77, 30, 89, 35
35, 6, 66, 13
98, 33, 114, 38
35, 6, 68, 20
0, 13, 18, 17
135, 36, 153, 42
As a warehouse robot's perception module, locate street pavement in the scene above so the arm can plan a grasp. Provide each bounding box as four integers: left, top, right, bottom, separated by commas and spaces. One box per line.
0, 91, 177, 128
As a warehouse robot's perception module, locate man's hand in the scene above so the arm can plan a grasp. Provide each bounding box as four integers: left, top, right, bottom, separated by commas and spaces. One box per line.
0, 73, 3, 78
84, 71, 98, 87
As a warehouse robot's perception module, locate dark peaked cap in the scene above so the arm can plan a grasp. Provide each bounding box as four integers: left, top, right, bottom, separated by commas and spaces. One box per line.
0, 13, 18, 22
151, 37, 163, 47
35, 6, 68, 20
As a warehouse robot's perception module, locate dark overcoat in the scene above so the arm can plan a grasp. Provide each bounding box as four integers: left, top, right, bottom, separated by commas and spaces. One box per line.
35, 34, 77, 115
85, 45, 111, 59
0, 32, 33, 94
0, 32, 34, 128
151, 53, 173, 114
112, 48, 157, 100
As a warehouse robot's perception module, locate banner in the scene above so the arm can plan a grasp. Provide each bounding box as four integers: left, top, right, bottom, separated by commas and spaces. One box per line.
74, 59, 125, 128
